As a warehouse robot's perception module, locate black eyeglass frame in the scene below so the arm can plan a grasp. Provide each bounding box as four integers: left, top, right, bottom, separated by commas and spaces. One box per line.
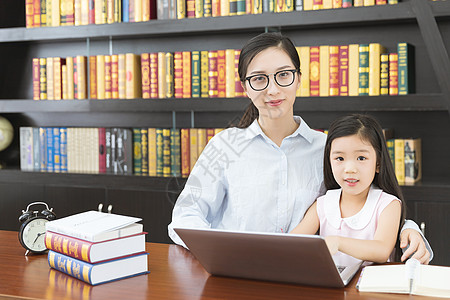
244, 69, 300, 91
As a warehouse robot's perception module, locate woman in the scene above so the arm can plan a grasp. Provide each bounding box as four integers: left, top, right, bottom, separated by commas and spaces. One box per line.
168, 32, 431, 264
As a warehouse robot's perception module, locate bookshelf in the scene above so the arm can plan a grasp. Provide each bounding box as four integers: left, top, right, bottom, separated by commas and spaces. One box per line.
0, 0, 449, 264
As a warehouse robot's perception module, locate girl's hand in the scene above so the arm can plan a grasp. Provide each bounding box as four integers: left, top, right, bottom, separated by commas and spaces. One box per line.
324, 236, 340, 255
400, 229, 431, 264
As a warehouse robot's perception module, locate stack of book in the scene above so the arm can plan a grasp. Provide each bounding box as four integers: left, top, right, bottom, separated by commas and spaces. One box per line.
44, 211, 149, 285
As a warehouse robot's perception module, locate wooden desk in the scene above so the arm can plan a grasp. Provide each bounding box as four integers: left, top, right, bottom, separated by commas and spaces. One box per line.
0, 230, 431, 300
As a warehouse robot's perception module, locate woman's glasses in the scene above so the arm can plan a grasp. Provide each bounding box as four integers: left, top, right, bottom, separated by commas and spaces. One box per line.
245, 69, 299, 91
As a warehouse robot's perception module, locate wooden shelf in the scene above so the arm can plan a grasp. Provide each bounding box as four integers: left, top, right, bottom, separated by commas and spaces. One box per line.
0, 169, 187, 192
0, 169, 448, 200
0, 94, 447, 113
0, 1, 448, 43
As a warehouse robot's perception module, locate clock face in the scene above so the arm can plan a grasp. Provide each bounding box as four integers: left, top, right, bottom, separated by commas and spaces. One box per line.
20, 218, 49, 253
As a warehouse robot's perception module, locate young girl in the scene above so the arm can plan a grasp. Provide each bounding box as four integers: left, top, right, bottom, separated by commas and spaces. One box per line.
168, 32, 430, 264
291, 114, 406, 265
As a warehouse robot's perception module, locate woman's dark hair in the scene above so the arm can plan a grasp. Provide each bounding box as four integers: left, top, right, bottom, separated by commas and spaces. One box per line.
324, 114, 406, 261
236, 32, 300, 128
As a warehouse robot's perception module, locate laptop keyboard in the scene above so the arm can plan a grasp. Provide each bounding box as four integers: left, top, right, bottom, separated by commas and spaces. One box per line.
337, 266, 346, 273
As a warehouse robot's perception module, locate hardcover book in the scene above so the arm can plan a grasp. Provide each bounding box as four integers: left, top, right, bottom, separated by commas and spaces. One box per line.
398, 42, 415, 95
380, 53, 389, 95
368, 43, 386, 96
141, 53, 151, 98
404, 138, 422, 185
309, 46, 320, 97
329, 45, 339, 96
338, 45, 349, 96
358, 44, 369, 96
150, 53, 159, 98
46, 211, 143, 242
45, 231, 146, 263
48, 250, 149, 285
297, 46, 310, 97
389, 53, 399, 95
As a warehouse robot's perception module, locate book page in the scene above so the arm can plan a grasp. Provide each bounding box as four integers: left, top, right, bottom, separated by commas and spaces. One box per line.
358, 265, 409, 293
46, 211, 142, 236
413, 265, 450, 298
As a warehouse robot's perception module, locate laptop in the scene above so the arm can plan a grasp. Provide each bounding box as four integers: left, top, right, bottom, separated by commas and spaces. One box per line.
174, 228, 362, 288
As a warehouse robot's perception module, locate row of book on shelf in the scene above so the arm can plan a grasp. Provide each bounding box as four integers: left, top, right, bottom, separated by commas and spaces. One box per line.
20, 126, 224, 177
25, 0, 400, 28
20, 126, 421, 185
31, 42, 413, 101
45, 210, 148, 285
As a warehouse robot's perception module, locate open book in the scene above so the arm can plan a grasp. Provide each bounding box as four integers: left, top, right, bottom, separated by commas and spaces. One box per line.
357, 258, 450, 298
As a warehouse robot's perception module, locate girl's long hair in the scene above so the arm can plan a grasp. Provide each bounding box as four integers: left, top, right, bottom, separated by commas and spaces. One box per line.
324, 114, 406, 261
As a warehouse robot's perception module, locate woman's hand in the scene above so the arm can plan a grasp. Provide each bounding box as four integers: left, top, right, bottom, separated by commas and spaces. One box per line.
400, 229, 431, 264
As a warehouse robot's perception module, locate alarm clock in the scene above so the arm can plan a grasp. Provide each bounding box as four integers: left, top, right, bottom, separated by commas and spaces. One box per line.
18, 202, 56, 255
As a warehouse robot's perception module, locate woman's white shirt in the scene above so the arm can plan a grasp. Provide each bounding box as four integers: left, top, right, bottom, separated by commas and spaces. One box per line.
168, 116, 327, 247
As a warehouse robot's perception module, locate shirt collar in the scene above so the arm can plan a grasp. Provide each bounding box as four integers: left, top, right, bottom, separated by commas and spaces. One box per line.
245, 116, 316, 144
324, 186, 383, 230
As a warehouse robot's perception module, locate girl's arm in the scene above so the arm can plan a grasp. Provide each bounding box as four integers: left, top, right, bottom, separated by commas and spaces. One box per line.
289, 202, 320, 235
325, 200, 401, 263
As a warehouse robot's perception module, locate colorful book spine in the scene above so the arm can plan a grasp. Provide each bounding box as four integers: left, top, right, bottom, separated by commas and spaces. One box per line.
89, 56, 98, 99
253, 0, 262, 13
398, 42, 414, 95
195, 0, 203, 17
33, 58, 40, 100
125, 53, 141, 99
105, 128, 112, 174
309, 46, 320, 97
162, 129, 171, 177
33, 128, 41, 171
204, 0, 212, 16
133, 128, 142, 175
39, 127, 47, 172
225, 49, 235, 98
111, 54, 119, 99
368, 43, 386, 96
189, 128, 198, 172
380, 53, 389, 95
156, 129, 164, 176
191, 51, 201, 98
118, 54, 126, 99
40, 58, 47, 100
358, 44, 370, 96
53, 127, 61, 173
96, 55, 105, 99
46, 127, 54, 172
212, 0, 221, 16
105, 55, 112, 99
148, 128, 157, 176
150, 53, 159, 98
200, 51, 209, 98
342, 0, 351, 7
181, 128, 190, 177
174, 52, 183, 98
34, 0, 41, 27
329, 45, 340, 97
98, 127, 106, 174
66, 56, 74, 100
404, 138, 422, 185
386, 138, 395, 170
165, 52, 174, 98
217, 50, 226, 97
186, 0, 195, 17
76, 56, 87, 99
297, 46, 310, 97
208, 50, 218, 98
339, 45, 349, 96
182, 51, 192, 98
158, 52, 167, 98
389, 53, 399, 95
47, 57, 54, 100
26, 0, 34, 28
177, 0, 186, 18
170, 128, 181, 177
348, 44, 359, 97
394, 138, 405, 185
234, 50, 244, 97
140, 128, 149, 176
141, 53, 151, 99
